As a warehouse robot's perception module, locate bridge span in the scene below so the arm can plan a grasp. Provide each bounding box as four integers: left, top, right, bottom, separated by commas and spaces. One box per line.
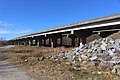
8, 14, 120, 47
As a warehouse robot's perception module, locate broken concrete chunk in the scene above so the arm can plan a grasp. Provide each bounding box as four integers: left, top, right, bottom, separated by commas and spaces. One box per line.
100, 44, 106, 50
108, 49, 115, 56
90, 56, 97, 61
81, 54, 88, 60
37, 56, 45, 61
101, 41, 107, 46
112, 67, 117, 74
72, 66, 81, 71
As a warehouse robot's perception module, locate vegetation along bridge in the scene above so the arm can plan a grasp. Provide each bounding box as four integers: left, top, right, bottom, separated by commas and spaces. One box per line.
8, 14, 120, 47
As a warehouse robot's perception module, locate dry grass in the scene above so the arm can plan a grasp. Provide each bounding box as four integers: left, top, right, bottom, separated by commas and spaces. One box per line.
109, 31, 120, 39
73, 71, 113, 80
1, 45, 76, 80
5, 45, 71, 61
1, 45, 113, 80
86, 34, 101, 43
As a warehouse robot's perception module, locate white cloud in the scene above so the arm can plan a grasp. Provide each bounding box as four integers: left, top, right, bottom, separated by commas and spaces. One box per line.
0, 29, 31, 34
0, 30, 9, 34
0, 21, 32, 35
11, 30, 32, 34
0, 21, 12, 27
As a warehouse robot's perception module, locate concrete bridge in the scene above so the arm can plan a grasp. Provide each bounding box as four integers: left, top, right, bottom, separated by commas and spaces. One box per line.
8, 14, 120, 47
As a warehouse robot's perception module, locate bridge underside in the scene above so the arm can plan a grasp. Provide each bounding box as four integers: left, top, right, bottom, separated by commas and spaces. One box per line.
8, 24, 120, 48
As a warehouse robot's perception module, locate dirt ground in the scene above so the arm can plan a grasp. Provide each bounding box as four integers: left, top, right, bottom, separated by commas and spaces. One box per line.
0, 60, 35, 80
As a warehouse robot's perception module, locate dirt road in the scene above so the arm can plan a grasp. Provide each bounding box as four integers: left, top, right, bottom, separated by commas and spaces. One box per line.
0, 60, 35, 80
0, 45, 35, 80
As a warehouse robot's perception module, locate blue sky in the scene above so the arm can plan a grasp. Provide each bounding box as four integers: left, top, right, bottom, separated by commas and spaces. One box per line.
0, 0, 120, 40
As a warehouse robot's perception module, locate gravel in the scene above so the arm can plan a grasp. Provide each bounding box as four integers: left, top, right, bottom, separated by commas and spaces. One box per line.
0, 60, 35, 80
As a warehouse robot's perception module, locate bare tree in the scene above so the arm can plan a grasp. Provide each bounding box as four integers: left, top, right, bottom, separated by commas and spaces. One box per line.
0, 37, 6, 46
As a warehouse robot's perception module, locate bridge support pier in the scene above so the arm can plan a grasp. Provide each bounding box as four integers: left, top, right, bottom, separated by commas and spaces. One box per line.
60, 37, 63, 46
51, 38, 57, 48
37, 38, 42, 46
26, 39, 30, 45
70, 35, 75, 47
18, 40, 21, 45
33, 36, 43, 46
43, 38, 47, 46
74, 30, 91, 46
28, 38, 33, 46
23, 39, 28, 45
46, 34, 62, 48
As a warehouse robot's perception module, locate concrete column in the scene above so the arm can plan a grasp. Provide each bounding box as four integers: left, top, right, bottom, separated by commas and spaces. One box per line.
37, 38, 42, 46
10, 41, 13, 45
20, 40, 23, 45
10, 41, 12, 45
33, 39, 37, 46
78, 37, 80, 46
60, 36, 63, 46
44, 38, 46, 46
17, 40, 20, 45
23, 39, 26, 45
11, 41, 14, 45
51, 38, 57, 48
17, 40, 19, 45
12, 41, 14, 45
49, 39, 51, 46
29, 39, 33, 46
35, 39, 38, 46
19, 40, 23, 45
22, 40, 25, 45
46, 34, 61, 48
75, 37, 80, 47
37, 39, 40, 46
24, 39, 27, 45
15, 40, 17, 45
83, 36, 86, 44
71, 35, 75, 47
34, 36, 46, 46
74, 30, 89, 45
40, 38, 47, 46
26, 39, 29, 45
14, 41, 16, 45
